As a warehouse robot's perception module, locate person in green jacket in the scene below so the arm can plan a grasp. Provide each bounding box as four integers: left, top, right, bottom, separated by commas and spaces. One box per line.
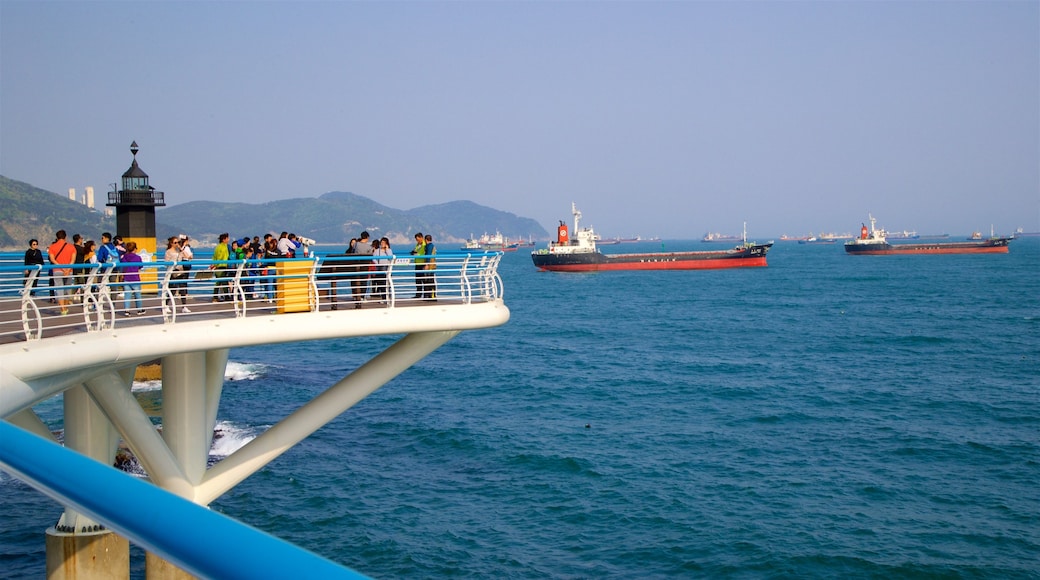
410, 232, 426, 299
211, 233, 231, 302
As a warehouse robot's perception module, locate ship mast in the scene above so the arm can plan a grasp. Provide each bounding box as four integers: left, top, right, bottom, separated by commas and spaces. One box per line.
572, 202, 582, 235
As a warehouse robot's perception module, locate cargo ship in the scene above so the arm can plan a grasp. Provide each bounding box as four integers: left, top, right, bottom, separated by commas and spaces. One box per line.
844, 215, 1011, 255
531, 203, 772, 272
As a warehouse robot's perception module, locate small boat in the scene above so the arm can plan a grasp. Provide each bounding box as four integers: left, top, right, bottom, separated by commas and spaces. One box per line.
532, 203, 773, 272
844, 215, 1010, 255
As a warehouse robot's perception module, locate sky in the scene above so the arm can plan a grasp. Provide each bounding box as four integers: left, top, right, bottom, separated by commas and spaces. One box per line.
1, 1, 1037, 239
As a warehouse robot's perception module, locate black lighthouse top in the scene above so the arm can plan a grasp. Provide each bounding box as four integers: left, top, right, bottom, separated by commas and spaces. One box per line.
107, 141, 166, 207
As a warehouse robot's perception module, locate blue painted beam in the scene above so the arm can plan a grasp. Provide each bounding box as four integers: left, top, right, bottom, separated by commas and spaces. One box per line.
0, 421, 369, 579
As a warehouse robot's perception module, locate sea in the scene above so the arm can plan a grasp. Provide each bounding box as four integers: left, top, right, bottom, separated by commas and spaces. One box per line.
2, 238, 1038, 578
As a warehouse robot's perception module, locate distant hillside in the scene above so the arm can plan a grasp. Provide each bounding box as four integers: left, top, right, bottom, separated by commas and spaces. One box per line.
0, 176, 118, 249
0, 176, 548, 249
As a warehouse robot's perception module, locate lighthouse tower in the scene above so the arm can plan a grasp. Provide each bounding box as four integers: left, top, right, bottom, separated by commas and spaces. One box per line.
107, 141, 165, 258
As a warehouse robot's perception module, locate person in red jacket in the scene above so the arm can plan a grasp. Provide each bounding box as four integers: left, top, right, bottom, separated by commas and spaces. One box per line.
47, 230, 76, 315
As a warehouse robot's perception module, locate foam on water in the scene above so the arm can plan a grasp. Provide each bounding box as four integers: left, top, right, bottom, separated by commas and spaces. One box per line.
210, 420, 260, 458
131, 360, 268, 392
224, 361, 268, 382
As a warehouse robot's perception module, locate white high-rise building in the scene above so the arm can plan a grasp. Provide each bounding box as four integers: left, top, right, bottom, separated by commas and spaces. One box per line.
86, 186, 95, 209
68, 188, 76, 201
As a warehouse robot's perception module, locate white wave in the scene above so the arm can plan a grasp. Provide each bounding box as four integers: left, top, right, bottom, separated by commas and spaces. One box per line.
131, 379, 162, 392
210, 420, 260, 457
130, 361, 267, 391
224, 361, 268, 382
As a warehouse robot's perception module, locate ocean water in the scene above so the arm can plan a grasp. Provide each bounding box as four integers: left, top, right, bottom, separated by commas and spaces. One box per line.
2, 239, 1039, 578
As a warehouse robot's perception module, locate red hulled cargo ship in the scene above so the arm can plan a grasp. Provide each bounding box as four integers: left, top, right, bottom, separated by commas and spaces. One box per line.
844, 215, 1011, 255
531, 203, 772, 272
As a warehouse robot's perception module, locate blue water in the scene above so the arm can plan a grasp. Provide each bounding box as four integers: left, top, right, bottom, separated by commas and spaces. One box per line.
3, 239, 1039, 578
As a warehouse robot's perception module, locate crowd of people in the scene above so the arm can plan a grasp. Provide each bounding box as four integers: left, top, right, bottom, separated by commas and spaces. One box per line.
319, 230, 433, 308
22, 228, 438, 316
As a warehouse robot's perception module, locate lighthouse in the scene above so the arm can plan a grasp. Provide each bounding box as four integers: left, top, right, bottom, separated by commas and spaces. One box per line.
107, 141, 165, 258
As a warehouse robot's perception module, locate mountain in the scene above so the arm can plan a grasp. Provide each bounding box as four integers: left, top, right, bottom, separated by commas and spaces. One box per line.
0, 176, 117, 250
0, 177, 549, 249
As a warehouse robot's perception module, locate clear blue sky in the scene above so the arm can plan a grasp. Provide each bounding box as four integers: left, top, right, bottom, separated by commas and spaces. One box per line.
2, 1, 1037, 238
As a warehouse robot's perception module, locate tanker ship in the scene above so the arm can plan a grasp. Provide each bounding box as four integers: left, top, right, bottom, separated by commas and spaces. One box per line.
844, 215, 1011, 255
531, 203, 772, 272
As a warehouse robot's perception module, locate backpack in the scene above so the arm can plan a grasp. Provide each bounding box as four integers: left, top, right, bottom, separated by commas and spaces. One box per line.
100, 244, 119, 264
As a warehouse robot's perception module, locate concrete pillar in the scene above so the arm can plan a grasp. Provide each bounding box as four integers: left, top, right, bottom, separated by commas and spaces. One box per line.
45, 528, 129, 579
44, 385, 128, 579
145, 552, 197, 580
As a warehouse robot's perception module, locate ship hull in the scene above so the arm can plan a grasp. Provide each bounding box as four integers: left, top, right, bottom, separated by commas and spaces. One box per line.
531, 244, 772, 272
844, 239, 1010, 255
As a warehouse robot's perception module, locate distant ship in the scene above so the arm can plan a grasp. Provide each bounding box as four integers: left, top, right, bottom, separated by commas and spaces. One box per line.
532, 204, 772, 271
798, 234, 837, 245
701, 232, 742, 243
844, 215, 1010, 255
460, 231, 519, 252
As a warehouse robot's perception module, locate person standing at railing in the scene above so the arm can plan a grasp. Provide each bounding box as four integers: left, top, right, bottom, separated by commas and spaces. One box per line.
211, 233, 231, 302
244, 241, 263, 300
120, 241, 145, 316
351, 231, 373, 308
277, 232, 295, 257
410, 232, 426, 299
165, 236, 189, 313
95, 232, 122, 298
82, 240, 98, 296
23, 239, 44, 297
47, 230, 76, 316
262, 237, 284, 303
422, 234, 437, 300
178, 235, 194, 312
371, 237, 392, 302
96, 233, 119, 265
72, 234, 87, 293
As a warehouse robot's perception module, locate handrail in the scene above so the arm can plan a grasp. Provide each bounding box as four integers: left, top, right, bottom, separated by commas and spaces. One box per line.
0, 252, 504, 344
0, 421, 369, 579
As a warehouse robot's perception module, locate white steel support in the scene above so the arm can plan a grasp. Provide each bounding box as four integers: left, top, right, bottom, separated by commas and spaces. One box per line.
161, 351, 221, 485
196, 330, 459, 505
64, 385, 120, 467
84, 370, 193, 499
58, 385, 121, 531
204, 349, 229, 452
5, 407, 55, 441
1, 364, 141, 420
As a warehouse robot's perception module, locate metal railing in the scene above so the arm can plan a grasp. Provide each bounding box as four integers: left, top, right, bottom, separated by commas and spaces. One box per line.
0, 252, 504, 344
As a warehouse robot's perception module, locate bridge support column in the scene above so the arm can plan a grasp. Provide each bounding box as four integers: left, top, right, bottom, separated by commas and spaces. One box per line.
145, 551, 197, 580
46, 528, 129, 580
45, 385, 130, 579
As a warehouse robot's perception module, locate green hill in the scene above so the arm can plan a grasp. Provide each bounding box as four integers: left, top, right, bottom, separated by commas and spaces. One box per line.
0, 176, 117, 250
0, 176, 548, 249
